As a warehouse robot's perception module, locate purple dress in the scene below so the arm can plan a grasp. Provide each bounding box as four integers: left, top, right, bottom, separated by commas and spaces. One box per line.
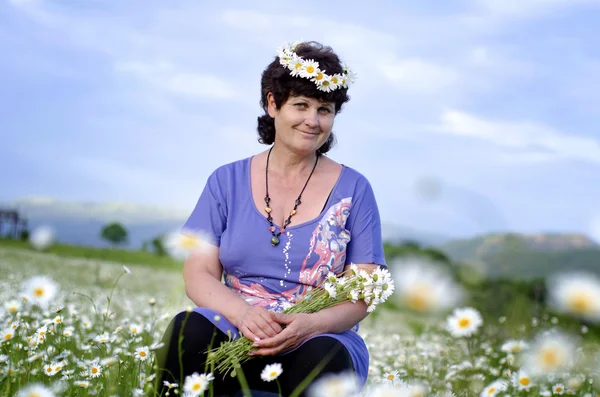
181, 156, 387, 387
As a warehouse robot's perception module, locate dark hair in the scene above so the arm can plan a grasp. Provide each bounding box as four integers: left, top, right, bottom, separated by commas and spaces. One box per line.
257, 41, 351, 154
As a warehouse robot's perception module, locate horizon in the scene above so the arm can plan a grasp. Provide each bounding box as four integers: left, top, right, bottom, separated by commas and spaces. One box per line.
2, 1, 599, 241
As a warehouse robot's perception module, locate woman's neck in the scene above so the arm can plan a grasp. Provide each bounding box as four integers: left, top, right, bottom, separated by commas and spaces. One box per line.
267, 144, 319, 181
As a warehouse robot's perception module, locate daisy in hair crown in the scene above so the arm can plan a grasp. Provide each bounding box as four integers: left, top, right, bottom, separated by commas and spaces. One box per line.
277, 41, 357, 92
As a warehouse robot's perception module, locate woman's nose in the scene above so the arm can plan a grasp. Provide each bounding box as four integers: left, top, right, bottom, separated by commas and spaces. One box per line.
304, 110, 318, 128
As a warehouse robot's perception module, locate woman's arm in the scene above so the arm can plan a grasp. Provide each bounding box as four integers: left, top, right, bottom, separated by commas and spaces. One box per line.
183, 247, 249, 327
183, 246, 283, 340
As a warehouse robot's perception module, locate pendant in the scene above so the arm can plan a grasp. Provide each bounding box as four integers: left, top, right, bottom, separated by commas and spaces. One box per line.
271, 236, 280, 246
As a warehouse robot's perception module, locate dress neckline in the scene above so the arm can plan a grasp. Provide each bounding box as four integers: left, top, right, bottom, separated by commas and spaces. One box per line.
246, 155, 346, 231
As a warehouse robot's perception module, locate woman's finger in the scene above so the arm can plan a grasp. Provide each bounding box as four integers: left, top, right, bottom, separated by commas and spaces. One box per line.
258, 315, 281, 337
240, 325, 260, 342
247, 322, 269, 340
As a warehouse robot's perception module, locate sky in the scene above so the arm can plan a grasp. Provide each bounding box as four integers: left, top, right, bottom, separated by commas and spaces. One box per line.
1, 0, 600, 239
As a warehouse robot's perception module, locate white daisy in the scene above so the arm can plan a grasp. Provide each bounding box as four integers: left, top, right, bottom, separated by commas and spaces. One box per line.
382, 370, 400, 384
16, 383, 55, 397
479, 380, 507, 397
323, 283, 337, 299
43, 363, 58, 376
89, 362, 102, 378
163, 229, 215, 260
21, 276, 58, 306
446, 307, 483, 337
390, 258, 463, 313
552, 383, 565, 394
261, 363, 283, 382
2, 328, 15, 342
511, 369, 533, 390
135, 346, 150, 361
500, 340, 529, 353
183, 372, 214, 395
522, 331, 577, 376
547, 272, 600, 322
5, 300, 20, 314
299, 60, 320, 78
129, 324, 142, 336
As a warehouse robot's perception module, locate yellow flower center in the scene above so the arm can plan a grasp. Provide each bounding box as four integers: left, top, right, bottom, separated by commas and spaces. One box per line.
180, 236, 197, 249
294, 62, 302, 70
8, 306, 17, 313
556, 387, 563, 392
387, 374, 395, 380
568, 293, 592, 313
3, 333, 11, 340
140, 351, 147, 357
46, 367, 52, 373
29, 393, 41, 397
34, 287, 44, 297
322, 80, 330, 86
306, 65, 315, 74
459, 318, 471, 328
487, 387, 496, 395
331, 76, 339, 84
270, 371, 278, 377
92, 368, 98, 374
193, 384, 201, 391
404, 288, 432, 312
541, 348, 559, 369
520, 378, 530, 386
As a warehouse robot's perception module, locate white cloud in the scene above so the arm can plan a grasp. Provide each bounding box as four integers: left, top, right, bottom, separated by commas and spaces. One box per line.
434, 110, 600, 164
115, 61, 238, 100
378, 58, 458, 94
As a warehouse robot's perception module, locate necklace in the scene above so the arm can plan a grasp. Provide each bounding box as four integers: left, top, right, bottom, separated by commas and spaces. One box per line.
264, 146, 320, 246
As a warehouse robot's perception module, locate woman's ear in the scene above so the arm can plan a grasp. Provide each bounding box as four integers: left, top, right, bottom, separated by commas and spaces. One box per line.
267, 92, 278, 118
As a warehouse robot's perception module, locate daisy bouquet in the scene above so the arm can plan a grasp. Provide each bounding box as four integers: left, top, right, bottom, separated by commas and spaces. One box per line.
206, 265, 395, 376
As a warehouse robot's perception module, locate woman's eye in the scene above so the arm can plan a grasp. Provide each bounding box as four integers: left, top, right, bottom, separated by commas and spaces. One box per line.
295, 103, 307, 108
319, 108, 332, 113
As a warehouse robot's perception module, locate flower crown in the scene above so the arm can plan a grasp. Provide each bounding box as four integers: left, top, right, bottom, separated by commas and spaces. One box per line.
277, 41, 357, 92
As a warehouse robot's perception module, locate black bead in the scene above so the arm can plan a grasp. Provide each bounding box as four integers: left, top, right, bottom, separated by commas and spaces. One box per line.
295, 199, 301, 206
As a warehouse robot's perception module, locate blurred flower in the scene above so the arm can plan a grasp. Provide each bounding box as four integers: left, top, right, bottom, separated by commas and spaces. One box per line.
500, 340, 529, 353
163, 229, 214, 260
29, 226, 56, 251
261, 363, 283, 382
479, 379, 507, 397
21, 276, 58, 306
135, 346, 150, 361
522, 331, 577, 376
390, 259, 464, 313
547, 272, 600, 322
511, 369, 533, 390
307, 371, 361, 397
16, 383, 55, 397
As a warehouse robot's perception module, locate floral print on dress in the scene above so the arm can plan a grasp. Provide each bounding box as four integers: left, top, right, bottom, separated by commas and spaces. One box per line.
224, 197, 352, 312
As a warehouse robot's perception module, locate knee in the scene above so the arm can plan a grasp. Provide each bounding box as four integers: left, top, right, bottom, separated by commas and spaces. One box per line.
164, 311, 216, 348
300, 336, 353, 371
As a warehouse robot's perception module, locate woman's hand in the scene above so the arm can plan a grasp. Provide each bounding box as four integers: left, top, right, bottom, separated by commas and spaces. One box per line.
248, 312, 321, 356
235, 306, 283, 342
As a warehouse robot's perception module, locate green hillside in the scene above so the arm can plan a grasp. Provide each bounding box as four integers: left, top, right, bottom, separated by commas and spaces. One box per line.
439, 232, 600, 280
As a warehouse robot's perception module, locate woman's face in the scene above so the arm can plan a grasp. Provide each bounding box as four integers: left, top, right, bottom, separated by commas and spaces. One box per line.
267, 93, 335, 155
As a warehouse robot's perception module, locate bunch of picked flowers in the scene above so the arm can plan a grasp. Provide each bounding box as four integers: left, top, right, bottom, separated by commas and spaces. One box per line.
206, 264, 395, 376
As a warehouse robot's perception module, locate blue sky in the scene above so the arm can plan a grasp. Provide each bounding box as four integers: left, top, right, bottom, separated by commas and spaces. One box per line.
1, 0, 599, 239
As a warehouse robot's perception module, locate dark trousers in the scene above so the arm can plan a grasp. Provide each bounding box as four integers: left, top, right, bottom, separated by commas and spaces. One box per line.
155, 311, 355, 397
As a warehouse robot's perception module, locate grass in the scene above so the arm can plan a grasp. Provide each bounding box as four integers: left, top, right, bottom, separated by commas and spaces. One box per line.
0, 238, 182, 270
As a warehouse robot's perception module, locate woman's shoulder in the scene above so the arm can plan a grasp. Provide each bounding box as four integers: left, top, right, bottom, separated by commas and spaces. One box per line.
206, 156, 251, 181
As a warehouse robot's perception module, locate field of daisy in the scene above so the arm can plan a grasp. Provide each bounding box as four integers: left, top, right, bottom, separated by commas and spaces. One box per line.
2, 243, 600, 397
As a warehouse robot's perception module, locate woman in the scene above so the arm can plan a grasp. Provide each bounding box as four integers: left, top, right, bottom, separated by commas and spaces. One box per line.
156, 41, 387, 396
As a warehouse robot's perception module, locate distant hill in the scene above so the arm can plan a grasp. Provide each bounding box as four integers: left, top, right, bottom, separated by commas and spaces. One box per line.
440, 232, 600, 280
